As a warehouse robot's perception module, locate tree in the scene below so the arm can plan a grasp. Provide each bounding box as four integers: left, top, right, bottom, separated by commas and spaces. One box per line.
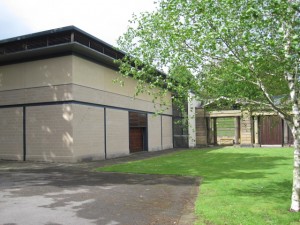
117, 0, 300, 211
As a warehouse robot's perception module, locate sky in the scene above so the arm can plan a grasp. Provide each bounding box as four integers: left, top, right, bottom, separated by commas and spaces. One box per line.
0, 0, 156, 46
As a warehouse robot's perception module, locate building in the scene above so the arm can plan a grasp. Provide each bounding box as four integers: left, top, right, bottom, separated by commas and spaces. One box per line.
0, 26, 173, 162
190, 108, 293, 147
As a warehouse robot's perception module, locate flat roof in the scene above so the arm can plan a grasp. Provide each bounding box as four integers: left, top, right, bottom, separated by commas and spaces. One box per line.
0, 26, 125, 69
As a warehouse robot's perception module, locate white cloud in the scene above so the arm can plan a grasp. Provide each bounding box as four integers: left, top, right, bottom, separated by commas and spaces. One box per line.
0, 0, 156, 45
0, 1, 33, 39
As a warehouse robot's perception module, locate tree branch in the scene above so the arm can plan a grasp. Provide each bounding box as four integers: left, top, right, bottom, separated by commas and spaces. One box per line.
257, 79, 289, 120
203, 96, 276, 111
207, 21, 245, 64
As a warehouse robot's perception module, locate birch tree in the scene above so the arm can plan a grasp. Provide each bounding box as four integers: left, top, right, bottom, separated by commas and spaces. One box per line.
117, 0, 300, 211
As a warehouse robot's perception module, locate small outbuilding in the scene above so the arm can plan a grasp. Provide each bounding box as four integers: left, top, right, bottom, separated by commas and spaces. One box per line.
190, 108, 293, 147
0, 26, 173, 162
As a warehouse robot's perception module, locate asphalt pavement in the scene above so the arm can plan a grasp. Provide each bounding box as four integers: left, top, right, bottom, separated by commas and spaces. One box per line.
0, 149, 200, 225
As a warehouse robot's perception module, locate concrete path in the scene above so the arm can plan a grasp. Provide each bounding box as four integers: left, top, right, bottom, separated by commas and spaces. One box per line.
0, 149, 199, 225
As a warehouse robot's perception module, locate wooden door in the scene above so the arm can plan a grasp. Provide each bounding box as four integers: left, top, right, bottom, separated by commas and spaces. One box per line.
259, 116, 283, 145
129, 127, 144, 153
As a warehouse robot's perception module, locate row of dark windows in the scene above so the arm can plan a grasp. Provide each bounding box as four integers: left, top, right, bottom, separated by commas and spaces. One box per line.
129, 111, 147, 127
0, 31, 124, 60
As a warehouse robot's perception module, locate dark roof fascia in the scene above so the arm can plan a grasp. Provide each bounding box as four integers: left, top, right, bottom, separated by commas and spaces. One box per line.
0, 42, 118, 69
0, 26, 126, 54
0, 26, 168, 85
0, 26, 74, 44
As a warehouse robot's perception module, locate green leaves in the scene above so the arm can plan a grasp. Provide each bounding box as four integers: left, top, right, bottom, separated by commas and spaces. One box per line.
117, 0, 299, 119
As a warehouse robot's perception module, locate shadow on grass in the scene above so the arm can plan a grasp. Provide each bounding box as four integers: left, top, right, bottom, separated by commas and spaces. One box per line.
0, 147, 292, 188
232, 179, 292, 201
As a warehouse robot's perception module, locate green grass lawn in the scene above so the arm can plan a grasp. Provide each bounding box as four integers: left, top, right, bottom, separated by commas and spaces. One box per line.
96, 147, 300, 225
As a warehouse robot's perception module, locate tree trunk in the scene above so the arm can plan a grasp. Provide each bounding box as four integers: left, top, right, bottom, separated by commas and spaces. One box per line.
286, 51, 300, 211
291, 124, 300, 212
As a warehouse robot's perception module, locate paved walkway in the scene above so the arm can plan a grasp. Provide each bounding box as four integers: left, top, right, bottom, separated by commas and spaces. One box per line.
0, 149, 199, 225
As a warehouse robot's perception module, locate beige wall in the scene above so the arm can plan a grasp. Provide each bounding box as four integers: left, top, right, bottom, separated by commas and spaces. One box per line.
26, 104, 75, 162
73, 84, 169, 114
0, 85, 73, 106
106, 108, 129, 158
240, 111, 253, 145
0, 107, 23, 160
162, 115, 173, 149
72, 56, 172, 115
0, 55, 172, 115
0, 56, 72, 91
188, 94, 202, 147
0, 55, 174, 162
72, 104, 105, 161
148, 114, 162, 151
195, 109, 207, 146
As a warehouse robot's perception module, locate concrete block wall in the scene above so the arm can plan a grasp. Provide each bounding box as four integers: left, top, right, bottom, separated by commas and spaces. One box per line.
162, 116, 173, 149
72, 84, 167, 114
0, 56, 72, 91
0, 85, 73, 106
106, 108, 129, 158
148, 114, 162, 151
0, 107, 24, 160
0, 55, 172, 115
72, 104, 105, 161
0, 103, 174, 162
25, 104, 109, 162
72, 56, 172, 115
0, 55, 174, 162
26, 104, 75, 162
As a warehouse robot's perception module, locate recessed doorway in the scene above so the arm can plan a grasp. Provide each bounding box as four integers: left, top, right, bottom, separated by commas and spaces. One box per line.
129, 112, 147, 153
